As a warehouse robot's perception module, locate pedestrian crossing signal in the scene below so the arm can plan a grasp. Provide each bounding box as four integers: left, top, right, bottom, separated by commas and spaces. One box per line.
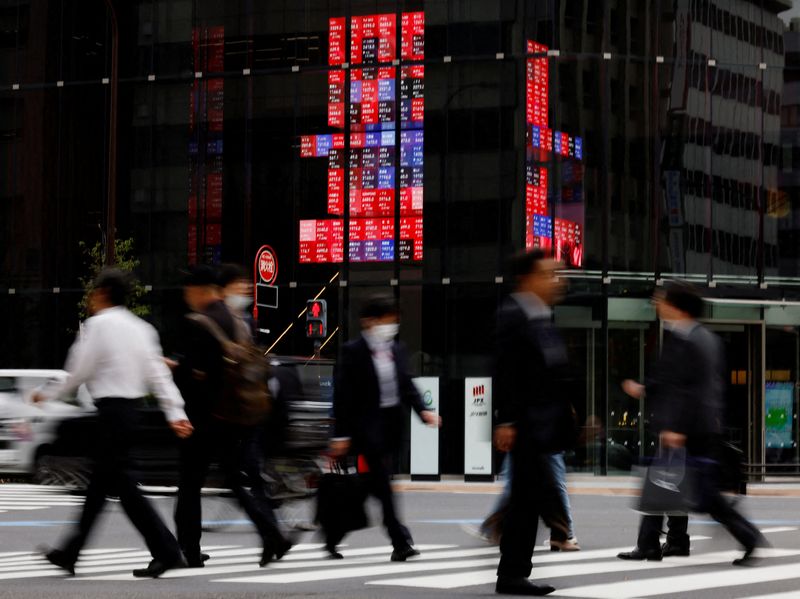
306, 299, 327, 339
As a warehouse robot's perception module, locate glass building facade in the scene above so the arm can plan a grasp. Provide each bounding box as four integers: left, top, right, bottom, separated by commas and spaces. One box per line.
2, 0, 800, 476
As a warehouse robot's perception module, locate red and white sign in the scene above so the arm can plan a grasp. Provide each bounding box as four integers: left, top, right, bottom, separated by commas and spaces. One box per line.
255, 245, 278, 285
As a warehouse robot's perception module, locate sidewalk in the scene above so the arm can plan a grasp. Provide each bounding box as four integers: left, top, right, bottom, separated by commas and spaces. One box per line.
393, 475, 800, 498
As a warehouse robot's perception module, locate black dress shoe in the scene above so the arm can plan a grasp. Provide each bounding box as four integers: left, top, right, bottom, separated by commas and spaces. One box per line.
132, 555, 187, 578
259, 547, 274, 568
274, 538, 293, 561
733, 546, 764, 566
184, 552, 210, 568
39, 547, 75, 576
495, 576, 555, 596
390, 546, 421, 562
325, 543, 344, 559
617, 547, 662, 561
661, 543, 690, 557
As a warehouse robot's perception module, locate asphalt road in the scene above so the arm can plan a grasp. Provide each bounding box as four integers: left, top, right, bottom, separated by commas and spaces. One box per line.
1, 483, 800, 598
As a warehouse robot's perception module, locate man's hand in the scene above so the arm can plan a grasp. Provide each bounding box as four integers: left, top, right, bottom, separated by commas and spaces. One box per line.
622, 379, 645, 399
329, 438, 351, 458
31, 392, 46, 404
493, 425, 517, 453
660, 430, 686, 449
169, 419, 193, 439
163, 357, 179, 371
421, 410, 442, 428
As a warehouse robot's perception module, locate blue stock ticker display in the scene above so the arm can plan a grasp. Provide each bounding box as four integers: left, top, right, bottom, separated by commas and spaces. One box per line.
299, 12, 425, 264
526, 40, 585, 267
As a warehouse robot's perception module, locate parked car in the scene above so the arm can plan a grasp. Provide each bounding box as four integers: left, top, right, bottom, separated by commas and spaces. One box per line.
0, 370, 95, 484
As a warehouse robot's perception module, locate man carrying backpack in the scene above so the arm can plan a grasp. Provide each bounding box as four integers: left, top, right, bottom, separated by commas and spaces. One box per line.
171, 265, 291, 568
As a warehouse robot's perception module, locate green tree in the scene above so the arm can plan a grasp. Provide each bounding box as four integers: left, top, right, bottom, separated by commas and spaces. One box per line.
78, 238, 150, 321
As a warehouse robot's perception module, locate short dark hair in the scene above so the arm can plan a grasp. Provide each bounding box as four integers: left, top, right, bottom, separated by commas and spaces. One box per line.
508, 249, 549, 284
217, 263, 248, 288
182, 264, 218, 287
360, 294, 399, 320
663, 281, 704, 319
93, 268, 131, 307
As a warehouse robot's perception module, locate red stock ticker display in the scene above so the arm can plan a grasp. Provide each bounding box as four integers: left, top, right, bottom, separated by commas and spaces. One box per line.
299, 12, 424, 264
526, 41, 585, 268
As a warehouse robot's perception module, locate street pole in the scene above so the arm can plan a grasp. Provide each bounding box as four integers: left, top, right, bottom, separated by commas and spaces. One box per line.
104, 0, 118, 265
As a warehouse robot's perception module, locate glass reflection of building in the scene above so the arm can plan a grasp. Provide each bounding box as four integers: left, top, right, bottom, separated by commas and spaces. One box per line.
2, 0, 800, 478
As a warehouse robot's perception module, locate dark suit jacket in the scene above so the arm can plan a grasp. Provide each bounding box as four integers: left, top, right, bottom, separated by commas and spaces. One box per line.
493, 295, 574, 454
646, 322, 725, 447
332, 336, 426, 454
174, 300, 238, 429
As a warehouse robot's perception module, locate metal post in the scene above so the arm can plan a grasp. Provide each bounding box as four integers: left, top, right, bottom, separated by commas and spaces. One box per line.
104, 0, 118, 265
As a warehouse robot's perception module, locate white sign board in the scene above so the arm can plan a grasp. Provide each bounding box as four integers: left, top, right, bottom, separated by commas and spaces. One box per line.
410, 377, 439, 475
464, 377, 493, 475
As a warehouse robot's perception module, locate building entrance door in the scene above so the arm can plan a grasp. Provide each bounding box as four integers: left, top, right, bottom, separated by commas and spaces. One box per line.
705, 322, 764, 468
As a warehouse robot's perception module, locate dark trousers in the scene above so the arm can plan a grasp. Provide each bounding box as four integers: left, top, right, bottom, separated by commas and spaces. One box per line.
362, 451, 411, 550
346, 407, 411, 550
637, 459, 763, 552
497, 450, 551, 578
61, 398, 181, 564
637, 515, 689, 551
175, 420, 283, 557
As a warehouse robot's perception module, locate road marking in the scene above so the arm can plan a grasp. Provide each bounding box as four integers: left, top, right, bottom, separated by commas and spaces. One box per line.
77, 544, 458, 581
552, 555, 800, 598
219, 556, 501, 584
760, 527, 798, 534
367, 549, 800, 589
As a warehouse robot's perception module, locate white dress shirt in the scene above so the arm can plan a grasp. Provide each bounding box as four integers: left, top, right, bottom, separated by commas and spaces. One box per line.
44, 306, 188, 422
363, 330, 400, 409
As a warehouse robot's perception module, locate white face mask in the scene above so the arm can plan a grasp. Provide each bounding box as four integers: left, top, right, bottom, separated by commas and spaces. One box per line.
225, 294, 252, 312
370, 323, 399, 343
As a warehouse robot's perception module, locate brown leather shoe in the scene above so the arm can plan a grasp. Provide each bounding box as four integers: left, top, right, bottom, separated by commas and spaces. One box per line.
550, 538, 580, 552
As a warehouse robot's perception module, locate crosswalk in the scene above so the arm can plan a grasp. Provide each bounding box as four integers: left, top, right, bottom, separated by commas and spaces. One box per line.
0, 528, 799, 597
0, 484, 83, 513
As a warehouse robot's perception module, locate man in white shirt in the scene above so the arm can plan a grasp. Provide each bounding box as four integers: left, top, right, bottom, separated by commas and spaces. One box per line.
33, 268, 193, 578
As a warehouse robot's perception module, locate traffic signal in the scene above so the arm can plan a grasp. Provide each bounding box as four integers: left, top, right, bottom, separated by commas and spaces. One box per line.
306, 299, 327, 339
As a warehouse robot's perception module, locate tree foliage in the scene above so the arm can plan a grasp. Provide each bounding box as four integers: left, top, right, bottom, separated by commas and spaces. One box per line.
77, 238, 150, 321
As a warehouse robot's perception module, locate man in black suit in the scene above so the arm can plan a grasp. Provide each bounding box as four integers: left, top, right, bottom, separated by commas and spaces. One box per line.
329, 295, 441, 561
493, 250, 574, 596
172, 265, 290, 569
617, 282, 765, 565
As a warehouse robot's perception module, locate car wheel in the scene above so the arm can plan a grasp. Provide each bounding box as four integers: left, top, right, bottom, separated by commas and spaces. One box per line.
34, 454, 90, 491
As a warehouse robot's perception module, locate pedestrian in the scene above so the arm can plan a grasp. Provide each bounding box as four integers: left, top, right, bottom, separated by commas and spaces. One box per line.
617, 282, 766, 565
171, 265, 290, 568
34, 268, 193, 578
493, 250, 575, 596
218, 263, 256, 340
472, 452, 579, 551
328, 294, 441, 561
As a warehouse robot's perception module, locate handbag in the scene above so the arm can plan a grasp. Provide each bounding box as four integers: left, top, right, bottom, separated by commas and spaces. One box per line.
315, 458, 369, 546
637, 447, 699, 515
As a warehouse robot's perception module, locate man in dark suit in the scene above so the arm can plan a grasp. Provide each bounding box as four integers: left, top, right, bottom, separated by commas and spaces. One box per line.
172, 265, 290, 569
493, 250, 572, 596
617, 282, 766, 565
329, 295, 441, 561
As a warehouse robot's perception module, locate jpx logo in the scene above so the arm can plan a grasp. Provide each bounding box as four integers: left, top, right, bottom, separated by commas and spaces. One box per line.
472, 384, 485, 405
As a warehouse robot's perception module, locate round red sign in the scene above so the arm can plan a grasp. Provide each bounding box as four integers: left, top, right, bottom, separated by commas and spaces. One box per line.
257, 246, 277, 285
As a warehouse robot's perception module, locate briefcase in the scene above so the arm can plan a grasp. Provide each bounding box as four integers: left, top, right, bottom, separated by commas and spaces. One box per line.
316, 460, 369, 545
637, 447, 698, 515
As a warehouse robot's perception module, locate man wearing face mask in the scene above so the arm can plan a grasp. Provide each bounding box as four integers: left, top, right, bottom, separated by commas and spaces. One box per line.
218, 263, 256, 341
329, 295, 441, 561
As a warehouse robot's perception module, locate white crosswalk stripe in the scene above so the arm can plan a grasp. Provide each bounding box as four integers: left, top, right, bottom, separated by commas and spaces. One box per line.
0, 526, 797, 596
0, 484, 84, 512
